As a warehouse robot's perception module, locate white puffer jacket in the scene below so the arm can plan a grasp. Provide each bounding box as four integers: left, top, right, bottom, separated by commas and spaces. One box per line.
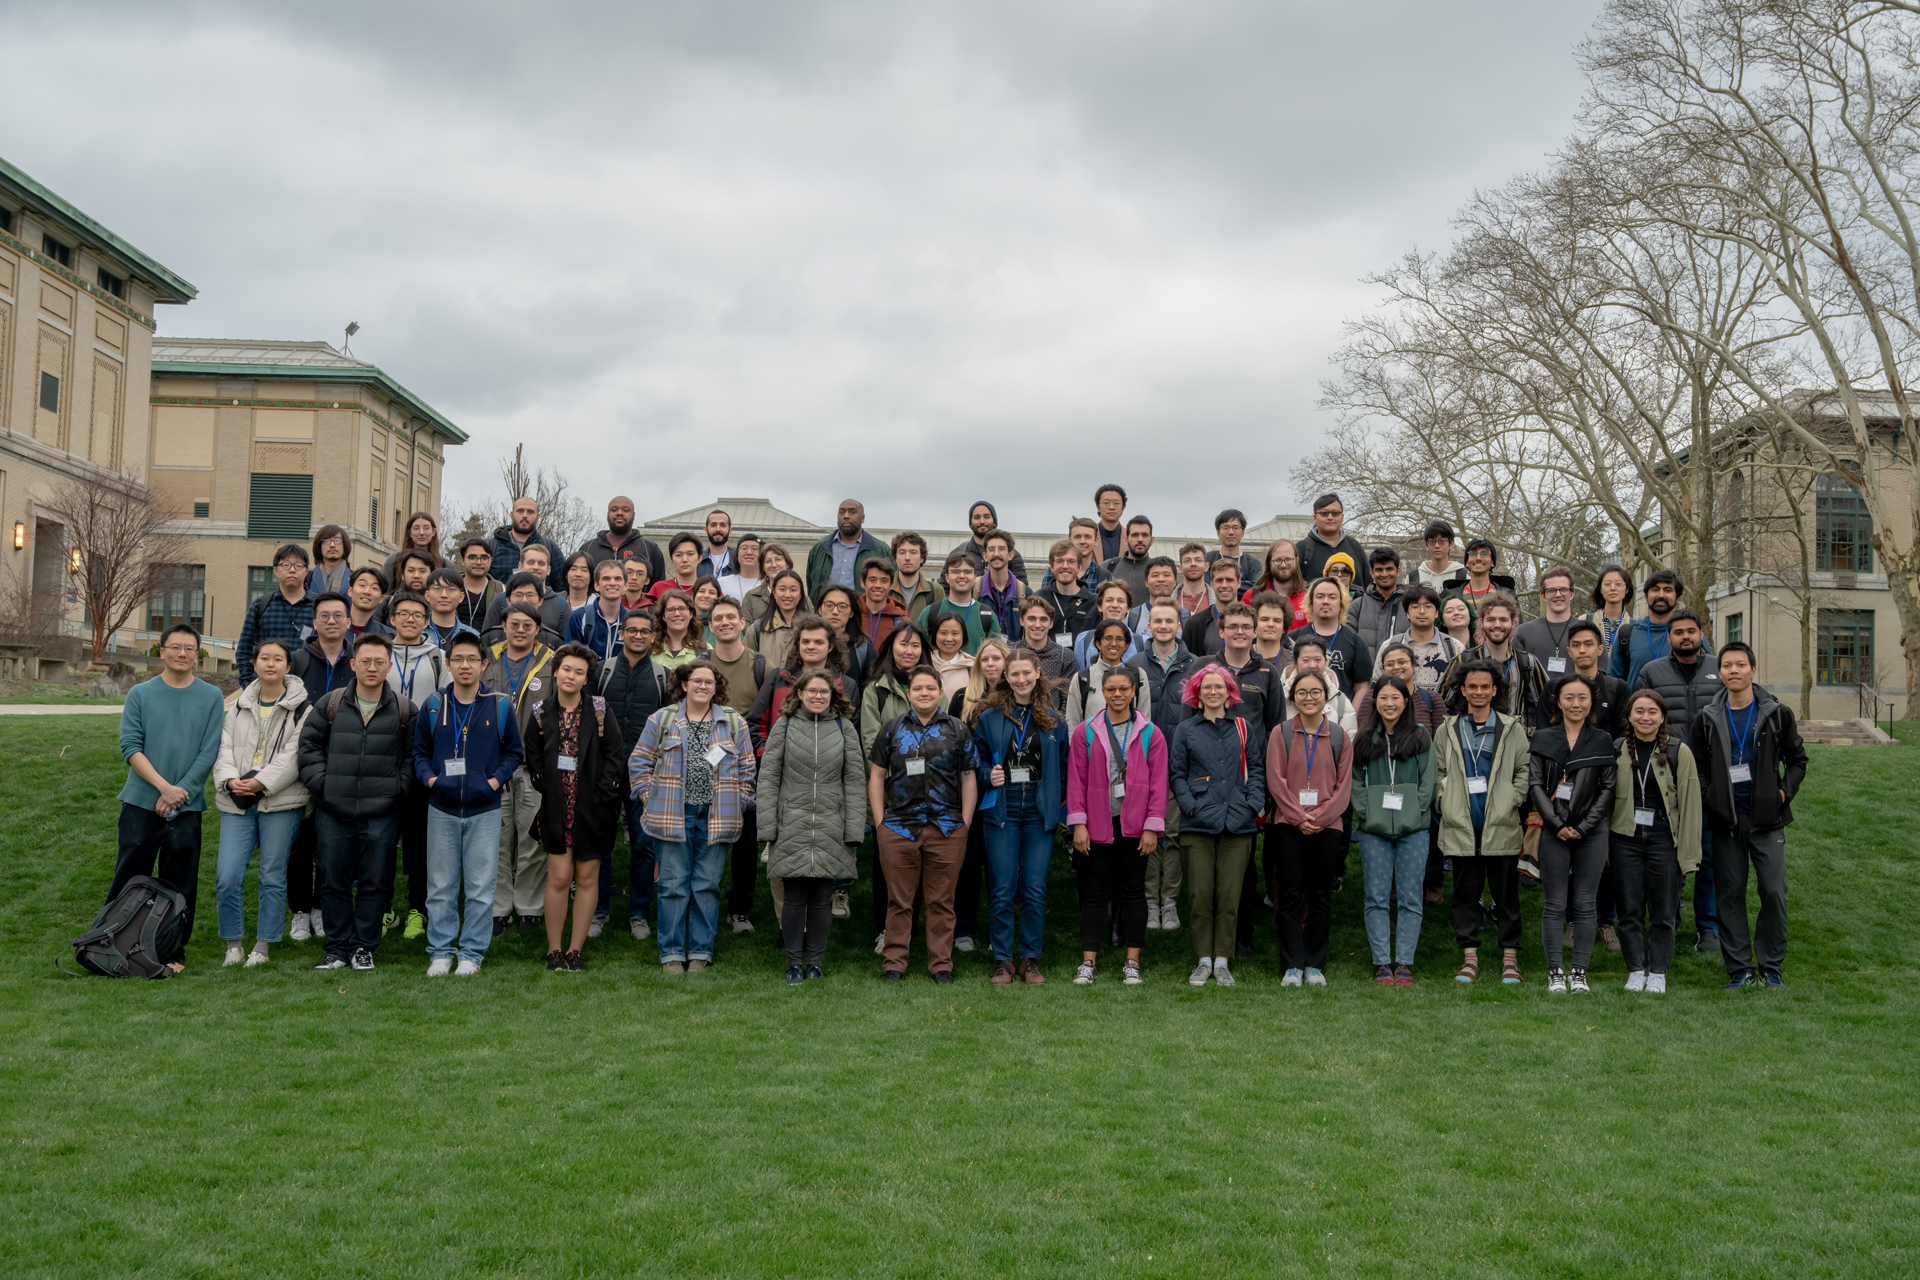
211, 679, 313, 815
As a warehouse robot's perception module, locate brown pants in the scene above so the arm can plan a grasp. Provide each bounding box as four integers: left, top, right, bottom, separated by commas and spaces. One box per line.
877, 823, 968, 975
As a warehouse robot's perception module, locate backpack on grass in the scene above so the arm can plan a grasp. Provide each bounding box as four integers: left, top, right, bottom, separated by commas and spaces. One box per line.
60, 876, 187, 979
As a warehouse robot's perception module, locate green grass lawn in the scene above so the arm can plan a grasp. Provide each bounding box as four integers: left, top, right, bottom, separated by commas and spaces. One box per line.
3, 719, 1917, 1277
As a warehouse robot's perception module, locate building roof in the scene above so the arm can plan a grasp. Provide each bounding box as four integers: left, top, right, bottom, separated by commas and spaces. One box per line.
151, 338, 468, 444
0, 154, 197, 303
1244, 513, 1312, 544
644, 497, 825, 535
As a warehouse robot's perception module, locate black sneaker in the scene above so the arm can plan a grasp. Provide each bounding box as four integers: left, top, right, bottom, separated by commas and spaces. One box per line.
492, 916, 509, 939
785, 965, 805, 985
805, 965, 825, 981
1724, 970, 1756, 989
546, 950, 566, 971
564, 949, 584, 972
1696, 930, 1721, 953
933, 970, 955, 985
882, 970, 903, 983
312, 955, 348, 971
1762, 969, 1785, 989
518, 915, 540, 934
349, 948, 374, 971
1235, 941, 1255, 960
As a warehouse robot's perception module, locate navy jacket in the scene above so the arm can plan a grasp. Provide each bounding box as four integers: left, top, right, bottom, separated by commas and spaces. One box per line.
1170, 712, 1268, 835
971, 706, 1068, 829
411, 683, 525, 817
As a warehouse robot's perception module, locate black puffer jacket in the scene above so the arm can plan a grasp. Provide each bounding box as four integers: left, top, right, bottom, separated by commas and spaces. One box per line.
603, 652, 667, 759
1527, 722, 1617, 838
1170, 713, 1268, 835
1633, 653, 1721, 746
523, 691, 628, 860
296, 685, 414, 821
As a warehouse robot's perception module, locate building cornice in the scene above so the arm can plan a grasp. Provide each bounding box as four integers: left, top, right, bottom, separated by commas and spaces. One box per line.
149, 394, 447, 464
0, 226, 160, 331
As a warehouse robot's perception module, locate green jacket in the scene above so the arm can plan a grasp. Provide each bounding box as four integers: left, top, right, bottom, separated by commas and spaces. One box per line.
805, 531, 884, 605
1351, 738, 1438, 840
859, 675, 913, 763
1434, 712, 1531, 859
1609, 736, 1703, 873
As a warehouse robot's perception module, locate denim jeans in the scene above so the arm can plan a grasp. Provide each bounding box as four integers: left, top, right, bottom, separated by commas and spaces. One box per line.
1356, 828, 1429, 966
214, 806, 303, 943
981, 784, 1051, 962
426, 806, 503, 965
654, 804, 727, 963
314, 810, 401, 958
623, 794, 655, 917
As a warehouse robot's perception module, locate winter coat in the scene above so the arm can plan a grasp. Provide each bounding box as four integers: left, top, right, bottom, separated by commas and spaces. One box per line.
386, 640, 448, 710
1434, 711, 1532, 859
410, 684, 523, 817
804, 529, 884, 604
748, 611, 801, 671
971, 704, 1069, 829
629, 702, 757, 844
487, 523, 564, 592
1688, 688, 1809, 835
482, 642, 557, 742
603, 652, 668, 758
212, 679, 313, 815
748, 666, 863, 757
1064, 710, 1169, 843
1170, 713, 1268, 835
1610, 735, 1704, 873
1351, 726, 1437, 839
296, 683, 414, 822
578, 528, 666, 584
1297, 530, 1367, 581
522, 691, 627, 859
758, 709, 865, 880
1632, 654, 1721, 748
1128, 644, 1199, 742
1346, 583, 1409, 655
1527, 723, 1618, 839
860, 674, 914, 762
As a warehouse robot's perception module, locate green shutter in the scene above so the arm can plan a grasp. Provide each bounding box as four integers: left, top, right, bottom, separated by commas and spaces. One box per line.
247, 473, 314, 541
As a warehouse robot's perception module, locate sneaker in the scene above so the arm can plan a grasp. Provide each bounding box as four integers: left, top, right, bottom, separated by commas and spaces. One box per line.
687, 959, 708, 973
1305, 968, 1326, 987
874, 932, 886, 955
289, 912, 313, 942
1212, 959, 1234, 988
1147, 905, 1162, 931
933, 970, 955, 985
310, 913, 326, 940
882, 970, 903, 983
630, 917, 651, 941
382, 911, 398, 933
729, 914, 754, 934
1332, 875, 1344, 894
1122, 960, 1142, 986
805, 965, 825, 980
493, 916, 509, 938
1281, 968, 1303, 987
1762, 969, 1785, 989
1020, 958, 1046, 985
786, 965, 805, 985
1160, 905, 1180, 930
349, 948, 375, 971
312, 955, 347, 970
244, 947, 270, 968
1393, 964, 1414, 986
954, 934, 976, 953
830, 890, 850, 920
1646, 972, 1667, 994
991, 961, 1016, 985
1547, 967, 1568, 994
1696, 930, 1721, 953
1568, 967, 1590, 994
1073, 962, 1097, 986
661, 961, 685, 975
587, 914, 606, 939
517, 915, 539, 935
1601, 925, 1622, 953
1724, 970, 1756, 990
546, 950, 566, 971
427, 956, 454, 977
455, 960, 481, 976
1624, 970, 1648, 993
1375, 964, 1395, 986
1190, 960, 1214, 987
565, 950, 584, 972
404, 910, 426, 940
224, 945, 244, 967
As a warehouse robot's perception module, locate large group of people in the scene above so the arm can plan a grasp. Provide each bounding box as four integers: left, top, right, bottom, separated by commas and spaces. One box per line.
109, 486, 1808, 992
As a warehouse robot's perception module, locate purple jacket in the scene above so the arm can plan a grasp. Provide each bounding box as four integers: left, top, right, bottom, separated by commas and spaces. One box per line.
1065, 710, 1168, 843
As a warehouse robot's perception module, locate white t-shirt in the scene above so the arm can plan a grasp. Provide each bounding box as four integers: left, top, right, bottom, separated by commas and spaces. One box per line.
716, 573, 760, 603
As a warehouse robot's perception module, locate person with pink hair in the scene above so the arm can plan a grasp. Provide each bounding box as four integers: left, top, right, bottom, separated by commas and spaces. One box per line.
1168, 663, 1268, 987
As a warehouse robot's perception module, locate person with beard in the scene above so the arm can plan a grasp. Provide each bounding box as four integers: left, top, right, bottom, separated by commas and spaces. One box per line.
1438, 593, 1549, 728
1346, 548, 1410, 655
1610, 569, 1684, 688
806, 498, 884, 600
1182, 557, 1250, 656
1036, 540, 1098, 641
1102, 516, 1157, 604
1514, 565, 1581, 678
948, 501, 1029, 585
1295, 493, 1367, 582
579, 495, 667, 584
1285, 578, 1373, 703
487, 495, 564, 592
694, 509, 742, 581
1246, 540, 1310, 628
1632, 608, 1722, 951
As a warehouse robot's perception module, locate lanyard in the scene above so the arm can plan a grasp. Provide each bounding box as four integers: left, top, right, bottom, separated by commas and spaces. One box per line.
504, 650, 533, 704
428, 620, 454, 650
1542, 617, 1570, 655
1461, 711, 1497, 778
322, 650, 344, 694
864, 604, 887, 649
1105, 714, 1132, 771
899, 717, 937, 761
450, 695, 474, 760
1302, 720, 1320, 783
1386, 748, 1398, 792
1644, 617, 1668, 660
1729, 700, 1757, 765
1636, 739, 1659, 805
1010, 706, 1032, 757
398, 649, 420, 701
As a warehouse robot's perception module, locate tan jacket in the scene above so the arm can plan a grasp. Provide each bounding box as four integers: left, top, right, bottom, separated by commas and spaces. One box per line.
1609, 736, 1704, 873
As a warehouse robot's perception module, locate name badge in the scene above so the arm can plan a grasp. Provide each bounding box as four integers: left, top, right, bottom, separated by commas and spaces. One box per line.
1009, 767, 1031, 784
1555, 781, 1573, 801
1298, 788, 1318, 808
1547, 657, 1567, 674
1054, 632, 1070, 647
1382, 791, 1405, 811
703, 744, 726, 767
1633, 807, 1656, 827
1729, 763, 1753, 783
905, 758, 927, 776
1112, 781, 1126, 798
443, 759, 467, 778
1467, 777, 1489, 794
557, 755, 576, 772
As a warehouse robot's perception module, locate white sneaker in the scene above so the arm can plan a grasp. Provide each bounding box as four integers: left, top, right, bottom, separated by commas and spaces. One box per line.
1188, 960, 1213, 986
223, 945, 244, 967
1147, 905, 1162, 931
1160, 904, 1180, 930
954, 934, 975, 953
729, 914, 754, 934
830, 890, 850, 919
426, 956, 454, 977
244, 947, 270, 968
1122, 960, 1143, 986
587, 915, 605, 939
1305, 968, 1327, 987
1548, 968, 1569, 994
630, 917, 651, 941
1282, 968, 1304, 987
310, 913, 327, 940
1646, 972, 1667, 994
874, 932, 886, 955
1625, 970, 1648, 992
288, 912, 312, 942
455, 960, 481, 976
1073, 962, 1097, 986
1212, 958, 1235, 988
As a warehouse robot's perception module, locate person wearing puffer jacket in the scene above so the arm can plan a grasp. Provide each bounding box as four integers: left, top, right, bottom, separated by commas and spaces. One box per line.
1345, 549, 1410, 655
1528, 673, 1618, 995
211, 639, 313, 968
759, 673, 867, 982
1169, 663, 1267, 988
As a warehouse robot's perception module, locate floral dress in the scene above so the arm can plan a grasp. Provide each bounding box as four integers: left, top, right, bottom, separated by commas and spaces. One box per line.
559, 704, 582, 847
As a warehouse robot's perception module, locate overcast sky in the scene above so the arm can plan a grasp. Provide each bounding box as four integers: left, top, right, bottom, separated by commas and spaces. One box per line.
3, 1, 1602, 537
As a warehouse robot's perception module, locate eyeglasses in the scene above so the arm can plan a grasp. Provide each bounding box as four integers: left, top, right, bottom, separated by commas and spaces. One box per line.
276, 559, 306, 570
1543, 586, 1574, 595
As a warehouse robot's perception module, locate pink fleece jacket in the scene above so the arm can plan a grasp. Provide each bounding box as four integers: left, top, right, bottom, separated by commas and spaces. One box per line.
1267, 716, 1353, 830
1065, 710, 1169, 843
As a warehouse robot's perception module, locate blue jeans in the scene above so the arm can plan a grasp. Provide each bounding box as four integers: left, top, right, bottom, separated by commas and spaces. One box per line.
426, 807, 502, 965
1691, 819, 1719, 933
654, 804, 728, 963
214, 806, 302, 943
599, 795, 656, 918
1356, 828, 1430, 966
981, 785, 1051, 962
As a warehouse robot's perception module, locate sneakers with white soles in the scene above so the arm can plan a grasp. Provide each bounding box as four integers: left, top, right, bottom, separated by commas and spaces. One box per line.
426, 957, 453, 977
1189, 960, 1212, 986
1212, 959, 1235, 988
288, 912, 312, 942
1625, 970, 1647, 992
455, 960, 481, 976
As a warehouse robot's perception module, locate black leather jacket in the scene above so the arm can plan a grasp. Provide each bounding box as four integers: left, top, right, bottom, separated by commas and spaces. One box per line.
1527, 722, 1617, 837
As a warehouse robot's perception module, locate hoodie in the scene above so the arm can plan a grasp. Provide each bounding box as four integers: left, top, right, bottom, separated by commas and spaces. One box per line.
947, 500, 1031, 586
411, 681, 524, 817
387, 639, 449, 710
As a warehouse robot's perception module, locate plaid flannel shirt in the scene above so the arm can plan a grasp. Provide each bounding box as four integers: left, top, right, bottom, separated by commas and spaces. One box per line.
629, 702, 757, 844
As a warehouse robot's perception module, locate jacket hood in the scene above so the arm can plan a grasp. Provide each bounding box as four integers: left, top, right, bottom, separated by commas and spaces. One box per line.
1530, 721, 1615, 770
491, 522, 546, 542
393, 639, 445, 661
240, 678, 311, 712
1709, 683, 1784, 724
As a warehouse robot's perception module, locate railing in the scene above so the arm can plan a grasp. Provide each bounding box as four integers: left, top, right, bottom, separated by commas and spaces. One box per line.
1856, 683, 1897, 737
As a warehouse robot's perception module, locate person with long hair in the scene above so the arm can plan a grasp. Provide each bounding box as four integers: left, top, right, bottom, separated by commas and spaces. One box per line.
382, 512, 442, 586
947, 635, 1009, 954
1064, 666, 1167, 986
927, 612, 974, 700
630, 658, 757, 974
814, 583, 870, 681
1441, 595, 1476, 649
860, 622, 929, 947
651, 589, 708, 671
690, 578, 725, 644
1530, 673, 1618, 994
741, 543, 797, 623
1351, 675, 1438, 985
309, 524, 354, 596
560, 551, 596, 613
971, 650, 1066, 984
759, 671, 865, 982
1073, 581, 1139, 667
1584, 565, 1636, 663
1268, 670, 1354, 986
1169, 663, 1265, 987
211, 637, 311, 968
1246, 539, 1308, 627
1611, 689, 1701, 993
747, 568, 808, 669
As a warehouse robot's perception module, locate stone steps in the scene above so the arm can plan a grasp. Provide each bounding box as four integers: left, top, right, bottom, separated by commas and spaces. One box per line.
1798, 718, 1896, 746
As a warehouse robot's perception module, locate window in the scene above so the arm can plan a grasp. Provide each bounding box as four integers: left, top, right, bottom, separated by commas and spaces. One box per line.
1815, 473, 1873, 573
246, 473, 314, 540
147, 565, 205, 634
0, 208, 12, 234
97, 268, 124, 299
247, 566, 274, 607
193, 501, 210, 519
1725, 612, 1743, 646
39, 372, 59, 414
1817, 609, 1874, 686
370, 496, 380, 536
41, 235, 70, 267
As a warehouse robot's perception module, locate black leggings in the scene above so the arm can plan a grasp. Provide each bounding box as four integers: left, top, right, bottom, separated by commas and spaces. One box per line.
1077, 836, 1146, 951
1541, 827, 1609, 970
725, 807, 759, 917
780, 876, 834, 966
1272, 825, 1346, 972
1613, 829, 1679, 974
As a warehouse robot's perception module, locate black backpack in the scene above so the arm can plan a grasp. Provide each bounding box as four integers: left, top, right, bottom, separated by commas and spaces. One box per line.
61, 876, 188, 979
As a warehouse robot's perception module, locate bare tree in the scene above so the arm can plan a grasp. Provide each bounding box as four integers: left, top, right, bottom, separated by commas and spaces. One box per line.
43, 471, 190, 666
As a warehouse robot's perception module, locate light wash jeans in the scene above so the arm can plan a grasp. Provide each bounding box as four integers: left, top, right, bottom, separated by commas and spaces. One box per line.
1356, 828, 1430, 966
426, 807, 503, 965
654, 804, 728, 964
215, 806, 303, 943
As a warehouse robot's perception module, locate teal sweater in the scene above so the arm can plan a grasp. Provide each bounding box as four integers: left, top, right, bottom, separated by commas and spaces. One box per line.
118, 677, 226, 812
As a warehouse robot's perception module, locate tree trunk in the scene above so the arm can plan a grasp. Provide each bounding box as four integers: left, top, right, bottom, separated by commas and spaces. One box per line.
1881, 542, 1920, 718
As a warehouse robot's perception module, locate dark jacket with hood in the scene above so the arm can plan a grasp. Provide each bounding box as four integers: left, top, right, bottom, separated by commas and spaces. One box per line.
1297, 529, 1368, 581
523, 689, 628, 859
288, 636, 356, 705
1128, 643, 1200, 742
1527, 722, 1618, 839
578, 528, 666, 584
604, 651, 668, 759
1688, 686, 1808, 835
1633, 651, 1720, 748
410, 682, 524, 817
946, 500, 1030, 586
1170, 711, 1268, 835
1346, 582, 1409, 655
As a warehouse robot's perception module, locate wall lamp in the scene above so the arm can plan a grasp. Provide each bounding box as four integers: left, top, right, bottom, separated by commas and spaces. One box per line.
11, 522, 22, 551
69, 548, 83, 573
